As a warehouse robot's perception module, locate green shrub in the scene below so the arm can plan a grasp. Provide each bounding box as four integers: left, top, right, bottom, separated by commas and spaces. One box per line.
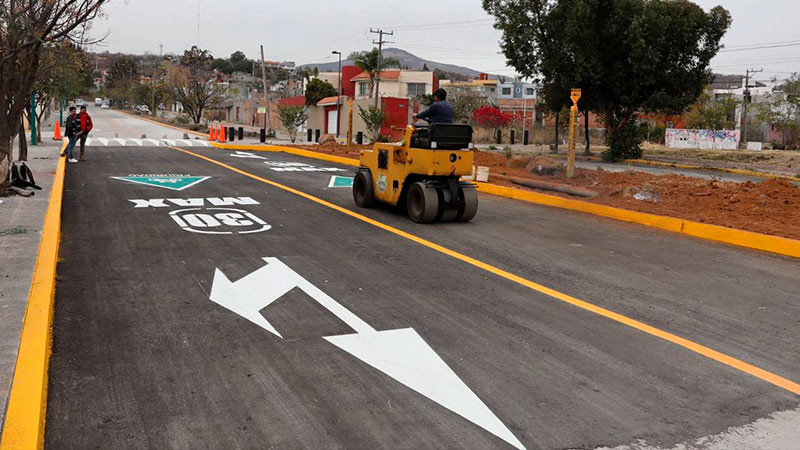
502, 146, 513, 159
603, 122, 643, 161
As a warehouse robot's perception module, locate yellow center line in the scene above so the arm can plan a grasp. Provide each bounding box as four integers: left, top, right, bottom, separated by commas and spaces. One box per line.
168, 145, 800, 397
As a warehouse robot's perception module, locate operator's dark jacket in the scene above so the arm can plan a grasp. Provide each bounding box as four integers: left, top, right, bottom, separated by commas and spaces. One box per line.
416, 100, 454, 124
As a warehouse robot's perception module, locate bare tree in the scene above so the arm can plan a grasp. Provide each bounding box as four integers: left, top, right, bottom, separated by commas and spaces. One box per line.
166, 46, 222, 125
0, 0, 107, 191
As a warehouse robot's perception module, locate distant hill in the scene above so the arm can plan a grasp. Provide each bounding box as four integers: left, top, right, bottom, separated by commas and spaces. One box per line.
299, 48, 501, 80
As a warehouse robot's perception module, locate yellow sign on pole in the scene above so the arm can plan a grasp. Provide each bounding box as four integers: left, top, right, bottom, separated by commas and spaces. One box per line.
347, 99, 354, 149
567, 89, 582, 178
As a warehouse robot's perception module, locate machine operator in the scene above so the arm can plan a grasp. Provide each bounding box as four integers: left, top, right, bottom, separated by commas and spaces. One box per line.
413, 88, 454, 124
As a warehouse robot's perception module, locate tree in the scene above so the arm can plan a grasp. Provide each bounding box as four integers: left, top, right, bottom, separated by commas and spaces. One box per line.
685, 92, 739, 130
347, 48, 401, 98
106, 55, 139, 105
304, 78, 337, 106
758, 74, 800, 148
484, 0, 731, 160
166, 46, 222, 124
277, 105, 309, 143
132, 82, 170, 115
0, 0, 107, 190
358, 105, 388, 143
472, 105, 515, 140
447, 86, 488, 123
24, 42, 89, 142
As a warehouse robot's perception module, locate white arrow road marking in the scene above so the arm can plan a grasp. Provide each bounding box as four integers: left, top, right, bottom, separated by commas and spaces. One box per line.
84, 138, 93, 146
177, 139, 193, 146
209, 257, 524, 449
195, 140, 210, 147
130, 139, 143, 146
230, 151, 266, 159
144, 138, 161, 146
326, 329, 525, 450
97, 137, 109, 146
114, 138, 126, 146
162, 139, 177, 146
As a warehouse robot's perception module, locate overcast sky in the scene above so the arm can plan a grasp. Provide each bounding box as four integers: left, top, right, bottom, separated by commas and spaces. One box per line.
90, 0, 799, 82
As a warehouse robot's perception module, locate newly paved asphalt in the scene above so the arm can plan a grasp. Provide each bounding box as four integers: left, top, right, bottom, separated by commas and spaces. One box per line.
43, 115, 800, 449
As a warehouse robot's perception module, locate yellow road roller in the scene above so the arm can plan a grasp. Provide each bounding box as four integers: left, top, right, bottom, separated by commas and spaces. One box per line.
352, 123, 478, 223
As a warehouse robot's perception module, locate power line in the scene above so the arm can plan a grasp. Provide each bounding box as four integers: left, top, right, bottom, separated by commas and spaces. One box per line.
723, 39, 800, 49
719, 41, 800, 53
386, 18, 493, 30
391, 42, 498, 56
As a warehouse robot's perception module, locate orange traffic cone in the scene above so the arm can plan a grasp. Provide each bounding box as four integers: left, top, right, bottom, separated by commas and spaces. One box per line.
219, 124, 226, 143
208, 124, 215, 141
53, 121, 62, 140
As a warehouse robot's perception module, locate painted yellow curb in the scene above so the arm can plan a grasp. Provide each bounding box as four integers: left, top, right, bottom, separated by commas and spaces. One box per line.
208, 143, 800, 259
624, 158, 800, 183
1, 141, 67, 450
475, 182, 800, 259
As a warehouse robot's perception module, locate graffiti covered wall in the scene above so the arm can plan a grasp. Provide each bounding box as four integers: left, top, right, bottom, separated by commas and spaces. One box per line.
665, 128, 740, 150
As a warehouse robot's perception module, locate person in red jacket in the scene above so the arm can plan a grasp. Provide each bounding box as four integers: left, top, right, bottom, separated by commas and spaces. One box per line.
78, 105, 94, 160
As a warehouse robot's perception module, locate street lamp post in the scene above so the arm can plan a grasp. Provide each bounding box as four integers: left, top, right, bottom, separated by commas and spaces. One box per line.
332, 50, 342, 137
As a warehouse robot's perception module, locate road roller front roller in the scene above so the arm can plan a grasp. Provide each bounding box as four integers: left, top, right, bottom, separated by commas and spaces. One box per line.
353, 123, 478, 223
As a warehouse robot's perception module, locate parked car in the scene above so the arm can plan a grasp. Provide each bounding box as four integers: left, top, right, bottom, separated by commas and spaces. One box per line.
100, 102, 109, 110
75, 98, 85, 106
95, 97, 103, 106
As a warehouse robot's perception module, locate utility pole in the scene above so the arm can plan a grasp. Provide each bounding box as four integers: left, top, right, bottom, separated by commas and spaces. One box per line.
742, 68, 762, 146
332, 50, 342, 137
152, 44, 162, 116
260, 45, 273, 134
370, 28, 393, 109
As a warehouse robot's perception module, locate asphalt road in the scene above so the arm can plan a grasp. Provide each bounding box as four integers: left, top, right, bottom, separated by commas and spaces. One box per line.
43, 116, 800, 449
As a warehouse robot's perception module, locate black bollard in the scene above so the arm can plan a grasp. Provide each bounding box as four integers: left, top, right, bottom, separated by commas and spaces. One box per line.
307, 129, 313, 142
315, 129, 320, 143
356, 131, 363, 145
523, 129, 529, 146
260, 128, 266, 143
496, 129, 502, 145
229, 127, 235, 142
510, 130, 515, 145
238, 127, 244, 141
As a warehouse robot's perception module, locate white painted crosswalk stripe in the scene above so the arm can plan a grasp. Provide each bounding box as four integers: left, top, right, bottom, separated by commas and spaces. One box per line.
83, 137, 211, 147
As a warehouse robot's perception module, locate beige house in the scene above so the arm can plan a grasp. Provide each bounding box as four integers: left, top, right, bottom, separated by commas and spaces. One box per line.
351, 70, 436, 99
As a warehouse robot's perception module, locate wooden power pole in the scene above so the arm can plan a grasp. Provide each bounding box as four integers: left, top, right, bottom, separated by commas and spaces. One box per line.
260, 45, 273, 133
370, 28, 393, 109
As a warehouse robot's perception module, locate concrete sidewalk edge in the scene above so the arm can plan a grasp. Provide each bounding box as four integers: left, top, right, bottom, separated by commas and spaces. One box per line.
0, 141, 67, 450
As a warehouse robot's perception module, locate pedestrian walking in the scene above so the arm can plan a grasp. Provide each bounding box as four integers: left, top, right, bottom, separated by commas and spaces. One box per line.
78, 105, 93, 160
60, 106, 81, 163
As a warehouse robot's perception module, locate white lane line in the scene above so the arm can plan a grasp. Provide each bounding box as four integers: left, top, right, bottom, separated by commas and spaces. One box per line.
130, 139, 143, 146
97, 137, 109, 146
162, 139, 176, 146
114, 138, 126, 146
144, 138, 160, 146
177, 139, 192, 146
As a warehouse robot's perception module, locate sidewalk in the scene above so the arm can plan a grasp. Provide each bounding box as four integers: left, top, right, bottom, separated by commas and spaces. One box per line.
0, 136, 59, 425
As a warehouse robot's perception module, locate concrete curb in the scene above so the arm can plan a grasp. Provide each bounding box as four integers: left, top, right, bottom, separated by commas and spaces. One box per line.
209, 142, 800, 260
0, 141, 67, 450
553, 153, 800, 183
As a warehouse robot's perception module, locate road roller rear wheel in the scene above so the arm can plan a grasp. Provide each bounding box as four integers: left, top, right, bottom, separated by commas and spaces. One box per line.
456, 183, 478, 222
407, 182, 439, 223
353, 169, 375, 208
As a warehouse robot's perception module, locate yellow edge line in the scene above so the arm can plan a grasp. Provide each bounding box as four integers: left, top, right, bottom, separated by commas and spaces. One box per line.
116, 110, 208, 137
170, 145, 800, 397
1, 141, 67, 450
209, 142, 800, 260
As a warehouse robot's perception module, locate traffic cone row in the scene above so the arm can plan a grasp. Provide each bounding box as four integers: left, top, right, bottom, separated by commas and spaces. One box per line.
207, 123, 229, 143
